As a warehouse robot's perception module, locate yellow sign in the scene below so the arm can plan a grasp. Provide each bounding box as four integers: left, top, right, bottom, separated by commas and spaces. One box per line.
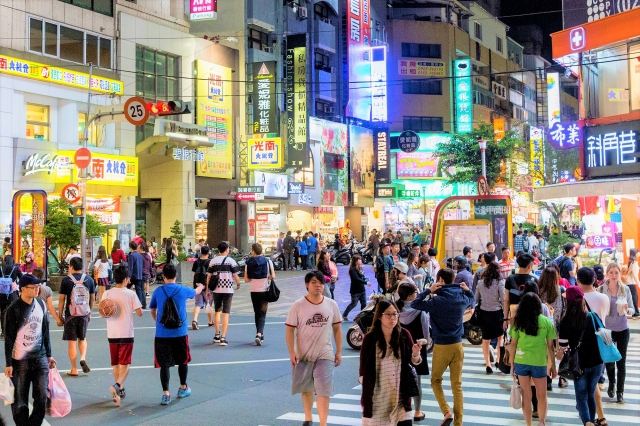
398, 59, 446, 77
493, 117, 506, 141
195, 60, 234, 179
529, 127, 545, 188
294, 47, 307, 150
248, 137, 283, 169
0, 54, 123, 95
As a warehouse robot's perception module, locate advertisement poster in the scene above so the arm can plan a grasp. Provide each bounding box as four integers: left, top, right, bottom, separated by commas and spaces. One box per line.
190, 0, 217, 21
396, 152, 441, 178
398, 59, 446, 77
195, 60, 233, 179
252, 61, 277, 135
253, 171, 288, 198
310, 117, 348, 206
12, 191, 47, 268
349, 125, 374, 207
546, 72, 561, 126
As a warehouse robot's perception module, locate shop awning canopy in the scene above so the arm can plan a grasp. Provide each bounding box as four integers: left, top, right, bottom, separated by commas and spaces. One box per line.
135, 135, 215, 155
533, 177, 640, 202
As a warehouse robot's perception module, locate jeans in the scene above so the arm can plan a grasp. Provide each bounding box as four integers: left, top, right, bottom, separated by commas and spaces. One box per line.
342, 291, 366, 319
284, 250, 294, 270
628, 284, 639, 316
300, 255, 308, 270
605, 328, 630, 393
131, 278, 146, 309
574, 364, 604, 424
11, 357, 49, 426
431, 343, 464, 426
308, 253, 316, 269
250, 291, 269, 335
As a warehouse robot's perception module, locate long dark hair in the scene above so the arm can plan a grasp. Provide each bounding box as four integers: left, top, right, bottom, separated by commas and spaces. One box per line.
396, 282, 418, 311
111, 240, 121, 254
539, 266, 560, 304
514, 293, 543, 336
481, 253, 500, 286
367, 299, 402, 358
96, 246, 107, 262
560, 297, 587, 336
628, 248, 638, 270
350, 254, 362, 270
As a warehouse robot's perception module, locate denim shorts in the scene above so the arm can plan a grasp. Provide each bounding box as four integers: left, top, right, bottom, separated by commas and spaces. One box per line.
514, 363, 547, 378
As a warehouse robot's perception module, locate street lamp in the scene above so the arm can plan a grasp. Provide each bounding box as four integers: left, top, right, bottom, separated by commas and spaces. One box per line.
478, 137, 487, 179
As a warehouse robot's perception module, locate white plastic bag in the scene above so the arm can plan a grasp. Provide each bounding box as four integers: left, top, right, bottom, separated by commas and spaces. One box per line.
47, 368, 71, 417
0, 374, 14, 405
510, 376, 522, 410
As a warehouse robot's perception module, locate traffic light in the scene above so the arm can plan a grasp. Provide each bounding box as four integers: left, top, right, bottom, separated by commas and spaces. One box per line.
146, 100, 191, 116
68, 207, 84, 225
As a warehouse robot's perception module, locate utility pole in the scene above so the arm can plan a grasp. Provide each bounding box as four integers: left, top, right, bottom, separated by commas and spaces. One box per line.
80, 63, 93, 273
478, 136, 487, 179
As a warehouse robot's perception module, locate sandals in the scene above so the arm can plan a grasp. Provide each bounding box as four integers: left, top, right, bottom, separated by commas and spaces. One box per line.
414, 412, 426, 422
596, 418, 608, 426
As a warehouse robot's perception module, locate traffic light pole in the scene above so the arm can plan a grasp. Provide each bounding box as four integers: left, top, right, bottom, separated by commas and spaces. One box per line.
80, 63, 93, 273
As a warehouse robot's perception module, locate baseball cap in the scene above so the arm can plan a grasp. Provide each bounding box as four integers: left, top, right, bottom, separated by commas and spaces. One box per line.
19, 274, 44, 288
393, 262, 409, 274
565, 286, 584, 304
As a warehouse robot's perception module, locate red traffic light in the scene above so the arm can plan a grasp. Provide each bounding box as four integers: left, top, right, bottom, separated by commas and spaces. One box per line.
146, 100, 191, 116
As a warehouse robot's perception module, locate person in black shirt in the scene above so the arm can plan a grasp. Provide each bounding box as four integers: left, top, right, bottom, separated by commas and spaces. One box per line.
342, 255, 369, 320
191, 246, 212, 330
503, 253, 539, 330
557, 286, 603, 426
0, 256, 22, 337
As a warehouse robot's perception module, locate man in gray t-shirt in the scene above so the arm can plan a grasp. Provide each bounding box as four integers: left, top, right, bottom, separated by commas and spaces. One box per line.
285, 271, 342, 426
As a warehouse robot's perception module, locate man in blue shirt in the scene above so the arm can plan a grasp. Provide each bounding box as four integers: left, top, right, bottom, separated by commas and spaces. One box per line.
127, 241, 146, 309
306, 232, 318, 269
150, 263, 204, 405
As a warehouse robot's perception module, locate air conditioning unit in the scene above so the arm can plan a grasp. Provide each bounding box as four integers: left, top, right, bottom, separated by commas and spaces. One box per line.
298, 6, 308, 19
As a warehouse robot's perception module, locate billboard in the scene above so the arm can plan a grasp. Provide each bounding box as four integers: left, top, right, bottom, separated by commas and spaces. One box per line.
370, 45, 387, 122
396, 152, 441, 179
562, 0, 639, 28
254, 171, 288, 198
398, 59, 446, 77
453, 58, 472, 133
252, 61, 277, 135
346, 0, 372, 121
584, 120, 640, 178
310, 117, 348, 206
286, 35, 307, 166
546, 72, 561, 126
190, 0, 217, 21
195, 60, 233, 179
349, 125, 374, 207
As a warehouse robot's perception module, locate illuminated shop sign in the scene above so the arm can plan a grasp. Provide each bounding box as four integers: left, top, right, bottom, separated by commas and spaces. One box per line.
248, 137, 283, 169
453, 58, 472, 133
584, 121, 640, 178
252, 61, 277, 135
190, 0, 217, 21
370, 46, 387, 122
375, 187, 395, 198
546, 72, 561, 126
397, 152, 440, 179
286, 35, 308, 166
346, 0, 372, 121
548, 121, 582, 149
529, 126, 545, 188
374, 128, 390, 183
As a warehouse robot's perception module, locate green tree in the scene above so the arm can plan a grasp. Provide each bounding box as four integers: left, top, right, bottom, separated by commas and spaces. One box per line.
45, 198, 107, 260
538, 202, 568, 230
434, 123, 526, 189
169, 220, 185, 252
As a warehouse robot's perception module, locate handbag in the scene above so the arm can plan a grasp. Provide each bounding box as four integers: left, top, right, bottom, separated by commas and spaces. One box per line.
208, 256, 228, 291
510, 376, 522, 409
265, 278, 280, 303
590, 312, 622, 363
497, 333, 511, 374
558, 318, 587, 380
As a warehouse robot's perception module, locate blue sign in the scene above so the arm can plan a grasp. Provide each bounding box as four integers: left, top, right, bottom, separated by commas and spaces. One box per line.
548, 121, 581, 149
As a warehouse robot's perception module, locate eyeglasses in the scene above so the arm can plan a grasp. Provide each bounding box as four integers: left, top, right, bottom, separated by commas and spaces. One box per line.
22, 285, 39, 290
382, 313, 399, 318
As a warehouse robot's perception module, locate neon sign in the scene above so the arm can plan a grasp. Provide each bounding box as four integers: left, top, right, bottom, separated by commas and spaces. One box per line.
548, 121, 581, 149
453, 58, 472, 133
585, 121, 640, 178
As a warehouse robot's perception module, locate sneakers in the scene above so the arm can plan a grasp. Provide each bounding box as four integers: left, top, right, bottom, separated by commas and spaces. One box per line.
119, 387, 126, 400
485, 366, 493, 375
255, 333, 263, 346
177, 387, 192, 399
110, 384, 121, 407
160, 394, 171, 406
192, 321, 199, 331
219, 336, 228, 346
212, 333, 221, 344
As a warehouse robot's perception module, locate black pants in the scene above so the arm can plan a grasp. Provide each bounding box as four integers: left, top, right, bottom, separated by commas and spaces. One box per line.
11, 357, 49, 426
250, 291, 269, 335
300, 255, 308, 270
628, 284, 639, 316
342, 291, 366, 318
606, 328, 630, 393
160, 364, 188, 392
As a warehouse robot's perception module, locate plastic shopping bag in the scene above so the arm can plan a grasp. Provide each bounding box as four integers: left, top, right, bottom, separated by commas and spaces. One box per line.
510, 376, 522, 410
0, 374, 14, 405
47, 368, 71, 417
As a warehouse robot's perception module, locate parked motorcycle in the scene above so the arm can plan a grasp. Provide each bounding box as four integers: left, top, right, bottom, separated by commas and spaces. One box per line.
266, 249, 285, 271
463, 307, 483, 345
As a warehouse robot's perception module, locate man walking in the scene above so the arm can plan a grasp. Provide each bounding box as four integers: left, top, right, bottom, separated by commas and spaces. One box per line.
283, 231, 296, 271
150, 263, 204, 405
503, 253, 538, 328
285, 271, 342, 426
207, 242, 241, 346
306, 232, 318, 269
127, 241, 146, 309
555, 243, 577, 286
58, 256, 95, 376
4, 274, 56, 426
411, 268, 474, 426
374, 241, 393, 293
453, 256, 473, 288
102, 265, 143, 406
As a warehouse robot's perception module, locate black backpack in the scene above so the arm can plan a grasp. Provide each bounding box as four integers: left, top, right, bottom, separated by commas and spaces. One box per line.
159, 286, 182, 329
208, 256, 228, 291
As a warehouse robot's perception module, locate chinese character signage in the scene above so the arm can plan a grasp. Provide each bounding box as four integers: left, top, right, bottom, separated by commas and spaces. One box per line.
398, 189, 421, 198
454, 58, 472, 133
375, 187, 395, 198
346, 0, 372, 121
373, 128, 390, 183
398, 130, 420, 153
548, 121, 582, 149
252, 62, 276, 135
396, 152, 440, 179
349, 125, 374, 207
398, 59, 446, 77
190, 0, 217, 21
237, 186, 264, 194
493, 117, 505, 141
286, 35, 308, 166
172, 148, 205, 162
248, 137, 283, 169
547, 72, 561, 126
370, 45, 387, 122
0, 54, 123, 95
584, 121, 640, 178
195, 60, 233, 179
529, 126, 545, 188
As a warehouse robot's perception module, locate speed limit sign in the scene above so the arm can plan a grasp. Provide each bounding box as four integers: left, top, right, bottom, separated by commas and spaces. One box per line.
124, 96, 149, 126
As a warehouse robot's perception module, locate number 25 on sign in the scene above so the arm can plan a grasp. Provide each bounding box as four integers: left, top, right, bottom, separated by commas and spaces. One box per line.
124, 96, 149, 126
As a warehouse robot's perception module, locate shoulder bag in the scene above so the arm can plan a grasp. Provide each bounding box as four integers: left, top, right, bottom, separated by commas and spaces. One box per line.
208, 256, 227, 291
590, 311, 622, 363
265, 259, 280, 303
558, 318, 587, 380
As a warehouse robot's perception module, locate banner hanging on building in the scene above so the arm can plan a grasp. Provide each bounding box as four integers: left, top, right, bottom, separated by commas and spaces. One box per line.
346, 0, 372, 121
453, 58, 472, 133
286, 35, 307, 167
373, 128, 390, 183
529, 126, 545, 188
252, 61, 276, 135
349, 125, 374, 207
546, 72, 561, 126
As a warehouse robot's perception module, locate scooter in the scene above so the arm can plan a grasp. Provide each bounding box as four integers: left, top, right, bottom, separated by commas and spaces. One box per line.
269, 250, 285, 271
332, 240, 355, 265
346, 293, 386, 350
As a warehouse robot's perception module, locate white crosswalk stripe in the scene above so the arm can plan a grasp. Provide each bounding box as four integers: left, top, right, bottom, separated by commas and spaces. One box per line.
275, 342, 640, 425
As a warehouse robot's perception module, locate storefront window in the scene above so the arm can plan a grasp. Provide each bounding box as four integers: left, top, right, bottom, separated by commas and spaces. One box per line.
26, 104, 50, 141
59, 26, 83, 63
86, 34, 98, 65
631, 42, 640, 111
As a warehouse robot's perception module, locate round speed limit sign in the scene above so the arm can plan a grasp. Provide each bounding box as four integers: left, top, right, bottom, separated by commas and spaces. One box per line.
124, 96, 149, 126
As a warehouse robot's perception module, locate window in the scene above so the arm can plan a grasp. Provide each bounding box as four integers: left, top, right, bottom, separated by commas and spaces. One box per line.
58, 0, 113, 17
403, 116, 443, 132
401, 43, 441, 58
314, 2, 331, 23
315, 51, 331, 71
293, 151, 314, 186
78, 112, 101, 146
402, 79, 442, 95
26, 104, 50, 141
474, 22, 482, 40
28, 17, 112, 68
248, 28, 272, 52
473, 90, 494, 109
496, 37, 503, 53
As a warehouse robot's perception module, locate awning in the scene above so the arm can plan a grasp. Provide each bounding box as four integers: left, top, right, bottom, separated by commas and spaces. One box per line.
533, 177, 640, 202
136, 119, 215, 155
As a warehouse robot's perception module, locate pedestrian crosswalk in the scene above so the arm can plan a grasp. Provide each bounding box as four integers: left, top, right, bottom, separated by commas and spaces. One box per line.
276, 341, 640, 426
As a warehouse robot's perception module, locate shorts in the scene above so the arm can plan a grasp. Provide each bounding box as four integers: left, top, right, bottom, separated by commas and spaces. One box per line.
514, 363, 547, 379
109, 339, 134, 366
195, 290, 213, 309
291, 358, 334, 397
154, 336, 192, 368
97, 277, 111, 288
62, 315, 90, 341
213, 293, 233, 314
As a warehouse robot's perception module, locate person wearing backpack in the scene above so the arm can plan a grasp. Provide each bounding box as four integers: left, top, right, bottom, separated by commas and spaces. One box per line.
4, 274, 56, 426
58, 256, 96, 376
554, 243, 577, 286
191, 246, 213, 330
149, 263, 204, 406
0, 255, 21, 337
244, 243, 275, 346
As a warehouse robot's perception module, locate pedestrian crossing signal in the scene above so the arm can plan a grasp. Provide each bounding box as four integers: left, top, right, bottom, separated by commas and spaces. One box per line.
68, 207, 84, 225
146, 100, 191, 116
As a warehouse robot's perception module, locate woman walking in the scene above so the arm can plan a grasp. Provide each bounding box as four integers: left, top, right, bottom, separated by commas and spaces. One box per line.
598, 263, 635, 403
317, 250, 334, 299
93, 245, 111, 302
538, 266, 564, 390
397, 282, 430, 422
111, 240, 126, 266
141, 241, 154, 297
244, 243, 274, 346
626, 248, 640, 317
360, 299, 423, 425
508, 293, 557, 426
557, 286, 604, 426
474, 253, 505, 374
343, 255, 369, 321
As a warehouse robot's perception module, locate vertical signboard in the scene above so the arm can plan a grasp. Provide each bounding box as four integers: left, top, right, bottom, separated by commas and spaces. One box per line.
546, 72, 561, 126
373, 128, 390, 183
529, 126, 545, 188
252, 62, 277, 135
195, 60, 233, 179
12, 190, 47, 270
190, 0, 217, 20
349, 125, 375, 207
493, 117, 506, 141
370, 45, 388, 123
286, 35, 307, 167
346, 0, 372, 121
454, 58, 472, 133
